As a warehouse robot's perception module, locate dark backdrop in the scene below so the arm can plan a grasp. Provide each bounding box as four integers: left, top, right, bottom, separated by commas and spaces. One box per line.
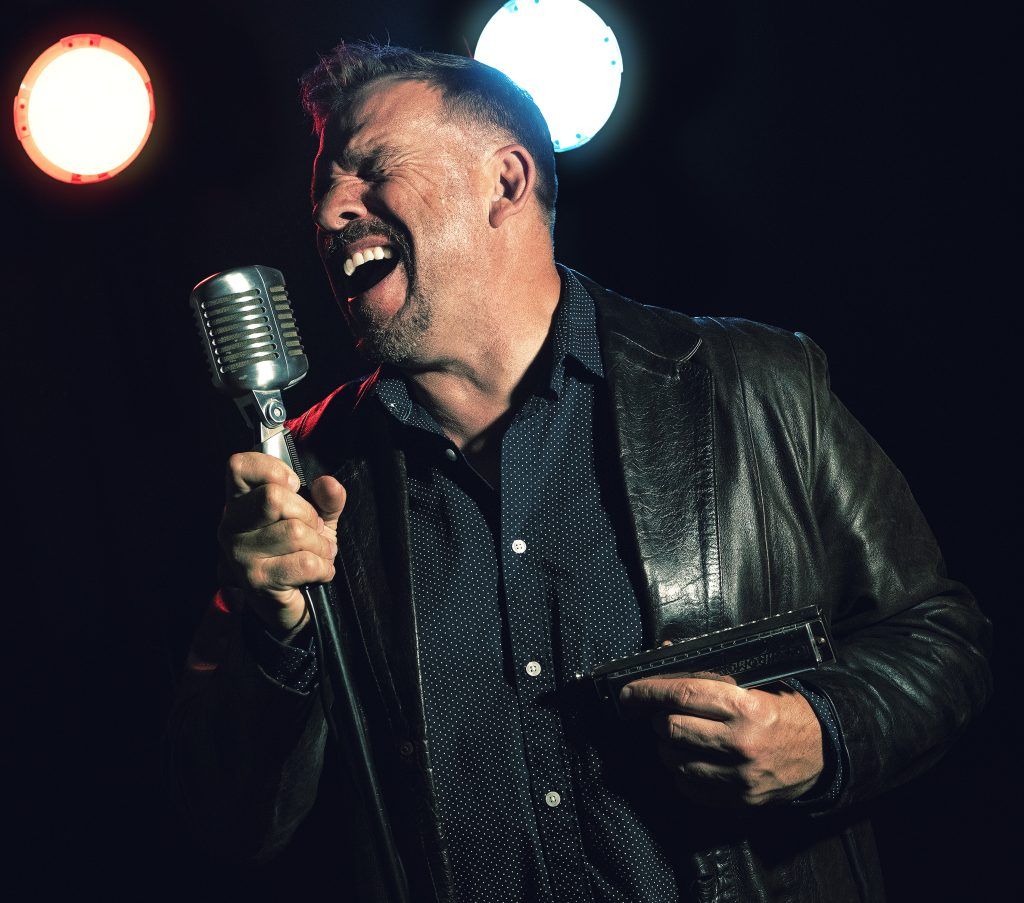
6, 1, 1019, 898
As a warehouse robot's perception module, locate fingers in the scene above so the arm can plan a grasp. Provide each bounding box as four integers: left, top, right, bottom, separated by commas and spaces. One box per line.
250, 549, 337, 592
226, 451, 299, 498
222, 521, 337, 595
218, 453, 345, 599
310, 475, 347, 532
232, 516, 338, 562
618, 675, 748, 721
223, 457, 348, 534
655, 741, 754, 806
221, 480, 322, 533
649, 712, 734, 755
656, 739, 736, 773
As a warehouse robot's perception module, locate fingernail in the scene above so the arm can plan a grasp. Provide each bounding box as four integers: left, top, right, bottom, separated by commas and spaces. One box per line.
317, 516, 325, 534
288, 472, 301, 491
619, 686, 633, 701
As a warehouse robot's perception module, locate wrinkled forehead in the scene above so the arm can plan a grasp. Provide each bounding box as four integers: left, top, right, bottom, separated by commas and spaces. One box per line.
319, 78, 450, 158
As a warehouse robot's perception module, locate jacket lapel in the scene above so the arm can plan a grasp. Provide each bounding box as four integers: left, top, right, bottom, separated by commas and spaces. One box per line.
582, 273, 726, 643
331, 420, 416, 741
297, 384, 452, 900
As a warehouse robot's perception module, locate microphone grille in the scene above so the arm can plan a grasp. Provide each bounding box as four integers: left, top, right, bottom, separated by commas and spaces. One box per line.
191, 265, 309, 394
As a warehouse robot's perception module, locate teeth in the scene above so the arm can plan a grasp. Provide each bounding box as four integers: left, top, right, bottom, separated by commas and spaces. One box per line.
343, 245, 394, 278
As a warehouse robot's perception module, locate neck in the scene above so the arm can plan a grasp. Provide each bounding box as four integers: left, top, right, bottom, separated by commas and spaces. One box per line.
404, 255, 562, 452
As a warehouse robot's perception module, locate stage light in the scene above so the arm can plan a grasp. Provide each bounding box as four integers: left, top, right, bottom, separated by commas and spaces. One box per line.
13, 34, 155, 184
475, 0, 622, 153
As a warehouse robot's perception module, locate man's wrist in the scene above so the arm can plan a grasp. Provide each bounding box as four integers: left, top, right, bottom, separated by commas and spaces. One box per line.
786, 677, 847, 806
266, 607, 312, 644
240, 604, 319, 694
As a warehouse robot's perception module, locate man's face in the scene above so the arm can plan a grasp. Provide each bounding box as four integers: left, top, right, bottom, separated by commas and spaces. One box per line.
312, 79, 492, 366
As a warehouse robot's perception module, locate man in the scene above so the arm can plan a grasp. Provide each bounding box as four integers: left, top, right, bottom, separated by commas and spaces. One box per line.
168, 43, 992, 902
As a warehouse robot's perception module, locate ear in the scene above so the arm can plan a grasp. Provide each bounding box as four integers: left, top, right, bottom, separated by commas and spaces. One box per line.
488, 144, 535, 228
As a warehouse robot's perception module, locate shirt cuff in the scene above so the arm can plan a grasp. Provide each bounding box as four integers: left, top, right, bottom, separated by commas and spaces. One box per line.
785, 677, 847, 807
240, 607, 320, 694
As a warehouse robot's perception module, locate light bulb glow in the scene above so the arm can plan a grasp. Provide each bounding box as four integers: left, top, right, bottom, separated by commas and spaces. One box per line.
13, 34, 155, 184
475, 0, 623, 152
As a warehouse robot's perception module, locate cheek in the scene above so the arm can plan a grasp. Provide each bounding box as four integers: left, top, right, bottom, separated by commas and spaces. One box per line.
383, 178, 484, 268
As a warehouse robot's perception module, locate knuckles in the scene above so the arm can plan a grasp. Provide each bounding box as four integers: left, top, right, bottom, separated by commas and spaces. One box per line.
293, 551, 323, 582
666, 714, 689, 742
226, 451, 288, 484
735, 690, 763, 721
226, 452, 249, 479
259, 483, 287, 520
246, 559, 269, 590
282, 518, 308, 546
667, 682, 698, 710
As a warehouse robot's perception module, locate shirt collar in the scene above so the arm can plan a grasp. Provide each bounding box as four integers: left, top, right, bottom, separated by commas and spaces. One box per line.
373, 263, 604, 425
549, 264, 604, 394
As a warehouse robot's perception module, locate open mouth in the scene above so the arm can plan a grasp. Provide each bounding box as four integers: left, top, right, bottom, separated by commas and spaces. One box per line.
338, 244, 403, 297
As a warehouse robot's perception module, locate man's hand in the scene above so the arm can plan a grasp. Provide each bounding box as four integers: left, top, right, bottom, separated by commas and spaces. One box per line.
217, 451, 346, 638
618, 673, 824, 806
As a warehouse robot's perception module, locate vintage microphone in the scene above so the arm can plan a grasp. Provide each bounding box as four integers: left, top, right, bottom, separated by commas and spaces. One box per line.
191, 265, 409, 902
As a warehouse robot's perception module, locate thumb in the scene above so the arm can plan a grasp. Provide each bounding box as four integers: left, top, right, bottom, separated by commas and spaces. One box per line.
309, 475, 347, 535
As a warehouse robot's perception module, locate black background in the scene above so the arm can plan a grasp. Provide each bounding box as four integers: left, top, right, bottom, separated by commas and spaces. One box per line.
6, 1, 1019, 898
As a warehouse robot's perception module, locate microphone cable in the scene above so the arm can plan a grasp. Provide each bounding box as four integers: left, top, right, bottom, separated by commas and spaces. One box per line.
289, 437, 410, 903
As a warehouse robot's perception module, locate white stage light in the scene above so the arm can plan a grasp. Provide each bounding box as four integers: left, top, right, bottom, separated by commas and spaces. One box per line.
475, 0, 623, 152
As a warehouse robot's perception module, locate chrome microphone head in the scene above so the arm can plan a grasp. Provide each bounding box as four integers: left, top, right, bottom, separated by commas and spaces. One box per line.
190, 264, 309, 395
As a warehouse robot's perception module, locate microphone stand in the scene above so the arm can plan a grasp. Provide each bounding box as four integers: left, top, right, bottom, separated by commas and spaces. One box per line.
239, 389, 410, 903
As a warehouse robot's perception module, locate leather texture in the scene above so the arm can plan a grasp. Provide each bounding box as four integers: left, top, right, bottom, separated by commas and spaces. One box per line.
167, 271, 992, 902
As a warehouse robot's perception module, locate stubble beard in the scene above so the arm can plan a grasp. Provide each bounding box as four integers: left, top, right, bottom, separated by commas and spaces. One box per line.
351, 272, 434, 368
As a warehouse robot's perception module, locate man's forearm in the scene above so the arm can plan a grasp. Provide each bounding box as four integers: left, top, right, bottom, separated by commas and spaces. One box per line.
799, 332, 993, 808
165, 601, 327, 862
797, 583, 991, 809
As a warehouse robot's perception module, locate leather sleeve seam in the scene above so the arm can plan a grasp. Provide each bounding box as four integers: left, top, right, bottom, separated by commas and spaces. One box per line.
795, 331, 838, 502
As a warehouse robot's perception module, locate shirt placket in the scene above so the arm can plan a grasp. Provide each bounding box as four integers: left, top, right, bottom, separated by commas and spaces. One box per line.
499, 399, 594, 903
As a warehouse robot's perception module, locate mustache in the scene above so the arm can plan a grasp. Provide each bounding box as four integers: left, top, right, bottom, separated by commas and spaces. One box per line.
321, 217, 413, 264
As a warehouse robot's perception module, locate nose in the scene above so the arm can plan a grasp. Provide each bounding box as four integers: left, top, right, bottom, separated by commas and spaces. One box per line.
313, 174, 369, 232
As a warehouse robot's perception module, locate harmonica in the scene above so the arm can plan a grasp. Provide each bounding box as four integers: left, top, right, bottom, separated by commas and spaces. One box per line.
577, 606, 835, 715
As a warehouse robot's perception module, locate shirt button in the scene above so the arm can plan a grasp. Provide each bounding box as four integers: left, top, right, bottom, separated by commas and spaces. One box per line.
511, 539, 527, 554
525, 660, 542, 677
398, 740, 415, 757
544, 791, 561, 808
444, 448, 457, 461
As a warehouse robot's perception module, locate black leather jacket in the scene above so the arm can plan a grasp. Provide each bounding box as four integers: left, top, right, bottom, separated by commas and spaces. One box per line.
168, 271, 992, 902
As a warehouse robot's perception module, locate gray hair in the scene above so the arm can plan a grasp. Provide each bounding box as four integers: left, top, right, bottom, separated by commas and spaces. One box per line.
300, 41, 557, 229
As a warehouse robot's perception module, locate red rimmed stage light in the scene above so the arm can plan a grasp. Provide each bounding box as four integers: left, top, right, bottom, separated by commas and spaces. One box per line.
13, 34, 155, 184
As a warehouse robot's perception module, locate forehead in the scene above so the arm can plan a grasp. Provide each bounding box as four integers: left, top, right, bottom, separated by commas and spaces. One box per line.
323, 79, 453, 157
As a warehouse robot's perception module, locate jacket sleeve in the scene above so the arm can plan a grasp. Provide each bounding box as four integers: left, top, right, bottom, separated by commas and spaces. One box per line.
164, 597, 328, 861
793, 332, 992, 810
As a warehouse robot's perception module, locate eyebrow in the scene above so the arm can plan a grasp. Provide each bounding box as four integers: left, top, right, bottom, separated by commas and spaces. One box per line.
336, 142, 399, 172
311, 140, 400, 206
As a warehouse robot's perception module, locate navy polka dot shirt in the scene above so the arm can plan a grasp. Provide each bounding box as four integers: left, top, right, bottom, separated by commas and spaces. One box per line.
372, 268, 687, 902
248, 267, 844, 902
